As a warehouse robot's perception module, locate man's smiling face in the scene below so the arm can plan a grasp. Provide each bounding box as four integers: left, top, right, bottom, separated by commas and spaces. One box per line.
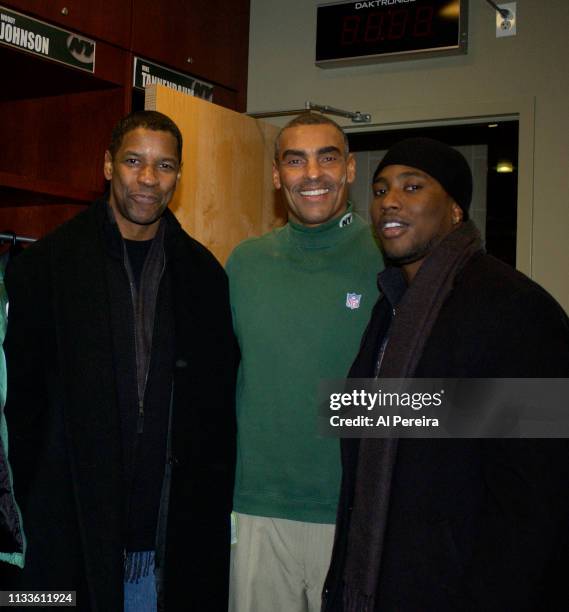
372, 164, 463, 281
272, 124, 355, 227
104, 127, 181, 240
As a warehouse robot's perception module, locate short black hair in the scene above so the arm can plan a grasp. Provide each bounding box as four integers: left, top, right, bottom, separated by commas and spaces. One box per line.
274, 112, 349, 160
108, 110, 183, 162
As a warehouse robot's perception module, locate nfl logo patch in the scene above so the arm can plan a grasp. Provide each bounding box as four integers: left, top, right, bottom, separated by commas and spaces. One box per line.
346, 292, 362, 310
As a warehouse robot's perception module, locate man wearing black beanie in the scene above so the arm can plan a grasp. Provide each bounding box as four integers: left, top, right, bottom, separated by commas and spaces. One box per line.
323, 138, 569, 611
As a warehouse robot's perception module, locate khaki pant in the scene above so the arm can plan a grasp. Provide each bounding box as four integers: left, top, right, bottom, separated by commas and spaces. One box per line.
229, 513, 336, 612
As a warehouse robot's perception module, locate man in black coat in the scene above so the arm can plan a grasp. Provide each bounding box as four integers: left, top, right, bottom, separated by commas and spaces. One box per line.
2, 111, 237, 611
323, 138, 569, 611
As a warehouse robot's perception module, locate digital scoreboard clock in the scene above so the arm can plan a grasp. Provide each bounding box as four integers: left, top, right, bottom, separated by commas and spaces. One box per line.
316, 0, 468, 68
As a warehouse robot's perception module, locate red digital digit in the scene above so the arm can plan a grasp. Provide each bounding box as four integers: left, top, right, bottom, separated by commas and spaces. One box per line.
341, 15, 361, 45
413, 5, 434, 37
364, 12, 385, 43
387, 9, 409, 40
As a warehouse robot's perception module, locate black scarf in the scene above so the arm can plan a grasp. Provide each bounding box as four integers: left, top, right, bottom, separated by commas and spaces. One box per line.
340, 220, 483, 611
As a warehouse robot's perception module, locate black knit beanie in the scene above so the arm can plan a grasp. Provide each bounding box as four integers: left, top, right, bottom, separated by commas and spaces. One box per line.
373, 137, 473, 219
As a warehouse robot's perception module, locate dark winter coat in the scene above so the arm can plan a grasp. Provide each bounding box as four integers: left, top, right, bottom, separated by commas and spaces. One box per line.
2, 200, 237, 611
324, 252, 569, 611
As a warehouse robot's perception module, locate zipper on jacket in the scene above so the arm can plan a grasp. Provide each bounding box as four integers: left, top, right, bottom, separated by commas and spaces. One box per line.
125, 270, 144, 432
374, 307, 396, 377
137, 400, 144, 434
122, 247, 146, 435
137, 254, 166, 434
128, 248, 166, 435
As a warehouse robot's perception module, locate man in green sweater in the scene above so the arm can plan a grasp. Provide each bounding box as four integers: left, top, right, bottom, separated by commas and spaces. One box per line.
226, 113, 383, 611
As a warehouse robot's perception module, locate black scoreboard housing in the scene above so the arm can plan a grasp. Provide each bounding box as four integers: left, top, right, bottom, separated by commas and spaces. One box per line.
316, 0, 469, 68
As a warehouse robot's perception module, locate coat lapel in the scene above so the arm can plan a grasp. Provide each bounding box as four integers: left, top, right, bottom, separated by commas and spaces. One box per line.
50, 203, 124, 605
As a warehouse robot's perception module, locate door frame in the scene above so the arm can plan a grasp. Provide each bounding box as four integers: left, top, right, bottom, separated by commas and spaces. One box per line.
343, 97, 535, 276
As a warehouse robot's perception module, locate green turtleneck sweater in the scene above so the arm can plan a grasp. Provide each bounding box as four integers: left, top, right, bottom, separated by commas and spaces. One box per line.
226, 211, 382, 523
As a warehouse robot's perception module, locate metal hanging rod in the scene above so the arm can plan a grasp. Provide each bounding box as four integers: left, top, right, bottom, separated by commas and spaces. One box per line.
249, 101, 372, 124
485, 0, 511, 19
0, 232, 37, 245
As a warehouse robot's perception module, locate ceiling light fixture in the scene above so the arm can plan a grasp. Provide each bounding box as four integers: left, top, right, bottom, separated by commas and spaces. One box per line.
496, 160, 514, 173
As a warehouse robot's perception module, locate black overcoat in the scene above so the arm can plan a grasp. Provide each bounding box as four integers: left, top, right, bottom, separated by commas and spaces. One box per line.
2, 200, 237, 611
324, 253, 569, 611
